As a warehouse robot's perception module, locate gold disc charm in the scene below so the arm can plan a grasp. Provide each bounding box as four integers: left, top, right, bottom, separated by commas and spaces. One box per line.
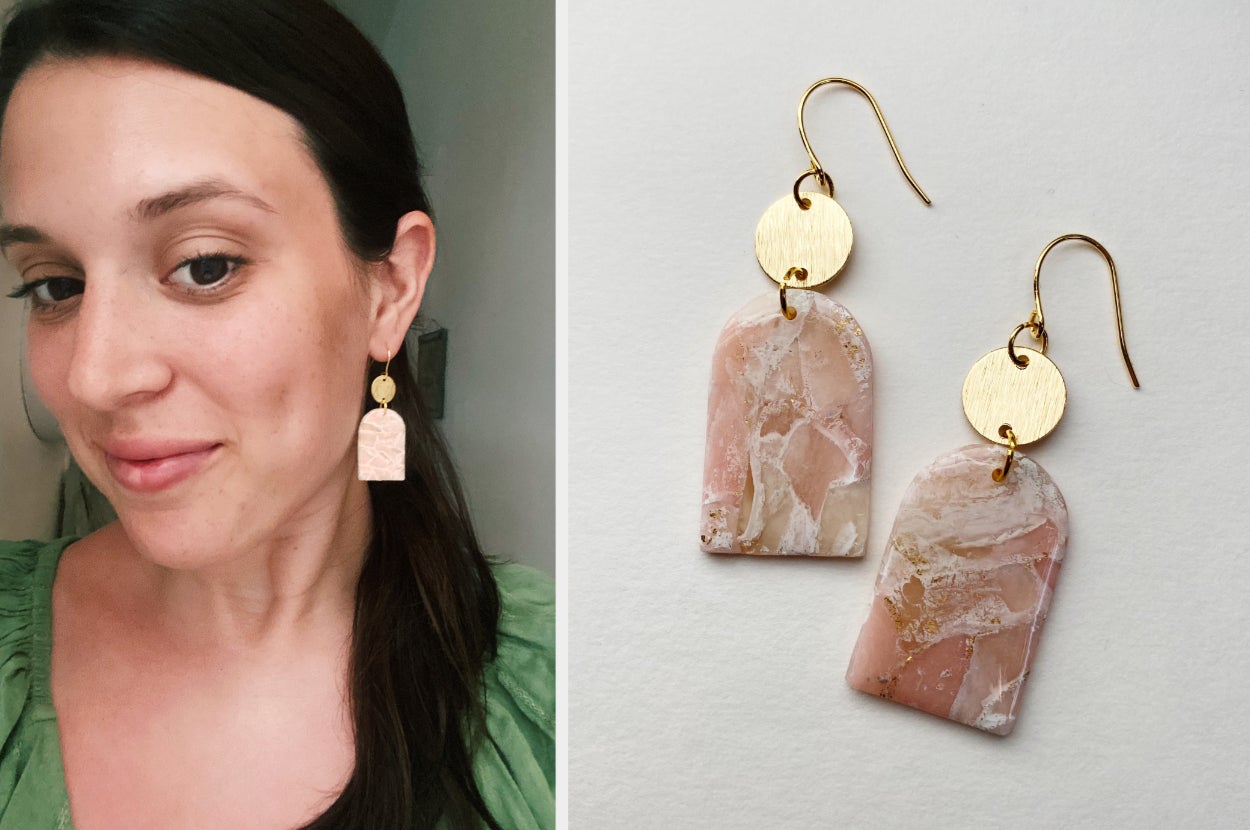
754, 192, 853, 289
961, 347, 1067, 446
371, 373, 396, 406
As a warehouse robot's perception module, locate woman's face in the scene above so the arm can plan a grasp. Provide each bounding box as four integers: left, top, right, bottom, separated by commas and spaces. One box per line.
1, 57, 393, 566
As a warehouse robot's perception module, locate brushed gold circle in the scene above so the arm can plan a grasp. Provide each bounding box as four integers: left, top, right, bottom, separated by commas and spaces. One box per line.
754, 192, 853, 288
961, 347, 1067, 446
371, 374, 397, 405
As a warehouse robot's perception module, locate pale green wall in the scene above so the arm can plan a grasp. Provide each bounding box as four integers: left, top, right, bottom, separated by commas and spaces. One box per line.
375, 1, 556, 575
337, 0, 558, 574
0, 0, 67, 543
331, 0, 401, 47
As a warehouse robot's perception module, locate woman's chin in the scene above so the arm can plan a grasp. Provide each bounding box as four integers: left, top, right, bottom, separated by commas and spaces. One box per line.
107, 510, 252, 572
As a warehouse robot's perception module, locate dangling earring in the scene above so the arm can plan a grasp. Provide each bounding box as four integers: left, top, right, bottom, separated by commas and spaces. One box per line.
846, 234, 1140, 734
358, 350, 406, 481
700, 78, 931, 557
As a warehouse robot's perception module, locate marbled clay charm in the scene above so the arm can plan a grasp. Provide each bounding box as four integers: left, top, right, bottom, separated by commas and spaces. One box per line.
700, 290, 872, 557
846, 445, 1068, 734
357, 408, 406, 481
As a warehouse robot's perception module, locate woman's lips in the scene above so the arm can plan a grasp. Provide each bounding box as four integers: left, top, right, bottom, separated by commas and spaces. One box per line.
103, 441, 222, 494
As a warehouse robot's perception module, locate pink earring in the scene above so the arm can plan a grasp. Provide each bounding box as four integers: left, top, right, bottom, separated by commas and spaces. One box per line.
699, 77, 931, 557
846, 234, 1140, 734
357, 350, 406, 481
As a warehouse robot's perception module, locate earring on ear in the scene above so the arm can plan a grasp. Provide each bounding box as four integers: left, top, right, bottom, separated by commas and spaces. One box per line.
846, 234, 1140, 734
357, 350, 406, 481
700, 77, 931, 557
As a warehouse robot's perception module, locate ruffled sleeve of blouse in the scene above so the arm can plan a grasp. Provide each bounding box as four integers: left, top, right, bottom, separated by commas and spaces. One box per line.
0, 538, 74, 829
473, 563, 555, 829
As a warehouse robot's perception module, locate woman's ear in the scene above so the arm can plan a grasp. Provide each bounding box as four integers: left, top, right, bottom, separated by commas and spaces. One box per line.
368, 210, 435, 358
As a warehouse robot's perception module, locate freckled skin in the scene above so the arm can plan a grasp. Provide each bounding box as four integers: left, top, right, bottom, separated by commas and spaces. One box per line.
3, 57, 376, 566
1, 57, 432, 827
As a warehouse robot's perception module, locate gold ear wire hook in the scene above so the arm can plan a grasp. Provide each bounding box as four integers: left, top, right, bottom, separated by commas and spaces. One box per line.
1022, 234, 1140, 387
795, 77, 933, 208
381, 350, 393, 409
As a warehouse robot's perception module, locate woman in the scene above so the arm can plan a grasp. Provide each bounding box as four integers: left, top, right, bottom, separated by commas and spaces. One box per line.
0, 0, 554, 828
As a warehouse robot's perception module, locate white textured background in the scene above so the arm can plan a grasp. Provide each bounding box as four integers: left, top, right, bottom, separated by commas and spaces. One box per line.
569, 1, 1248, 827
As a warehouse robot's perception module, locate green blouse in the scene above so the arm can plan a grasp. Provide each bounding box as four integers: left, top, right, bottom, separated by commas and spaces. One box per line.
0, 538, 554, 829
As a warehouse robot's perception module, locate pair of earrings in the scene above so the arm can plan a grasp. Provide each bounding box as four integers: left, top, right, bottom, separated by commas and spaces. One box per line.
698, 78, 1140, 736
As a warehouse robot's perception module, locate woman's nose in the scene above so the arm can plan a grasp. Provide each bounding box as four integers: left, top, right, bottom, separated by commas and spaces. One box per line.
64, 276, 173, 411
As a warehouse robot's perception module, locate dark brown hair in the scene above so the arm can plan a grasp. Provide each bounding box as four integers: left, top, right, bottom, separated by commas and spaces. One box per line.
0, 1, 502, 827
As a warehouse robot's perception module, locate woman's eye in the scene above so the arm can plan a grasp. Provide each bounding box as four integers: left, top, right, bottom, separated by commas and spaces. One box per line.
168, 255, 244, 289
34, 277, 84, 302
5, 276, 85, 305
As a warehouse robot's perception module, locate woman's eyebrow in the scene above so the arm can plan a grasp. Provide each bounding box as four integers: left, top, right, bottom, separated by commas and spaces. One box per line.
133, 179, 278, 221
0, 224, 46, 251
0, 182, 277, 251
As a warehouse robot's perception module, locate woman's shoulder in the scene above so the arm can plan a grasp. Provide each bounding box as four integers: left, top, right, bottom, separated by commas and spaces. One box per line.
0, 538, 75, 827
0, 536, 61, 570
489, 562, 554, 721
475, 562, 555, 830
0, 539, 51, 697
0, 537, 72, 648
492, 562, 554, 654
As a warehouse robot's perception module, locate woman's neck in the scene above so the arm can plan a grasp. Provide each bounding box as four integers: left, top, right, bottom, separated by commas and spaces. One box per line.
86, 476, 370, 654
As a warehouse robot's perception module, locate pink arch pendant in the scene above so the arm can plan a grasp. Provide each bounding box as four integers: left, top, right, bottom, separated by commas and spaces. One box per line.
357, 408, 406, 481
700, 291, 872, 557
847, 445, 1069, 735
